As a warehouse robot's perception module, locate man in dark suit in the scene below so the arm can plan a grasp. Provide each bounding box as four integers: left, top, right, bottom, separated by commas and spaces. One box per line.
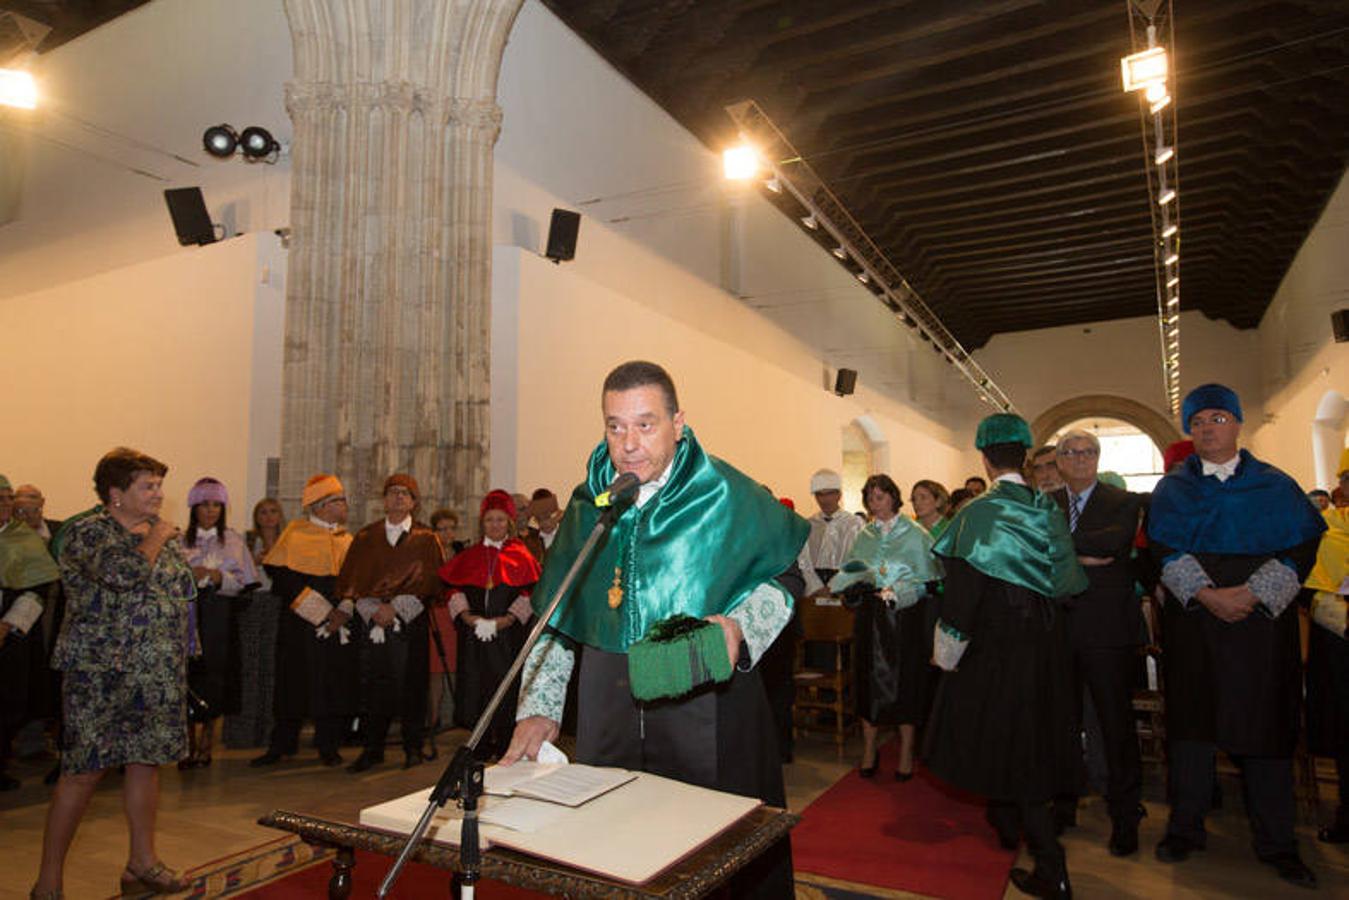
1053, 430, 1146, 857
520, 488, 561, 563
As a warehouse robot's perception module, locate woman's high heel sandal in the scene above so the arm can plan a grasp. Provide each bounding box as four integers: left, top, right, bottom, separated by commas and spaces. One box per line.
120, 861, 188, 895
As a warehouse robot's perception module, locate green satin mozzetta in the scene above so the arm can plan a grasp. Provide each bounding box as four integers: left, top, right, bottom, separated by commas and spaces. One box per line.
0, 519, 60, 589
827, 516, 942, 593
932, 480, 1087, 598
533, 428, 810, 653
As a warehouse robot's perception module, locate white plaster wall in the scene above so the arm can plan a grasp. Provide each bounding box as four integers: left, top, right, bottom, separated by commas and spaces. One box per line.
2, 233, 283, 520
1247, 171, 1349, 488
974, 312, 1262, 445
490, 246, 970, 504
0, 0, 293, 301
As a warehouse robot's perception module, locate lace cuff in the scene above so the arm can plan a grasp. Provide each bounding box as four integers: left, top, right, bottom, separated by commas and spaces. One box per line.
354, 597, 382, 622
516, 635, 574, 722
727, 581, 793, 667
932, 619, 969, 671
2, 591, 43, 634
1247, 559, 1302, 618
391, 594, 424, 623
336, 598, 355, 615
508, 593, 534, 624
447, 592, 469, 619
1311, 592, 1348, 638
1161, 554, 1214, 607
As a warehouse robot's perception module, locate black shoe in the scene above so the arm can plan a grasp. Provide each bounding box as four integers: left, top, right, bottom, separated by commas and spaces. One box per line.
1155, 834, 1203, 863
1260, 853, 1316, 889
321, 751, 345, 767
1318, 821, 1349, 843
403, 749, 424, 770
347, 752, 381, 773
0, 772, 19, 791
249, 751, 285, 768
859, 764, 877, 778
1009, 866, 1071, 899
1109, 820, 1139, 857
1053, 804, 1077, 836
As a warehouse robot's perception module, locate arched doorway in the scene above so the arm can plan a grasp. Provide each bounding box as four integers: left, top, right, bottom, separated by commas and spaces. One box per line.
841, 415, 888, 512
1032, 395, 1182, 457
1313, 389, 1348, 490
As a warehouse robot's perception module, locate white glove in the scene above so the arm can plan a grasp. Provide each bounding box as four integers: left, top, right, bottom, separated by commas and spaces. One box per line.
369, 624, 387, 644
474, 618, 498, 642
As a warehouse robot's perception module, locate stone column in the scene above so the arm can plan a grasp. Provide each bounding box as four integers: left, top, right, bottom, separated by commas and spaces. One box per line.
280, 0, 522, 524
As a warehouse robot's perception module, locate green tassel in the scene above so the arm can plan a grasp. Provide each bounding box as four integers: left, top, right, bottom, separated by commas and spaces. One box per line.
627, 615, 732, 701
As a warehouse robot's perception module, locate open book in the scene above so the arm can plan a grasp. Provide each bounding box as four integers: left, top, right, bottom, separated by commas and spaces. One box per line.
483, 760, 636, 807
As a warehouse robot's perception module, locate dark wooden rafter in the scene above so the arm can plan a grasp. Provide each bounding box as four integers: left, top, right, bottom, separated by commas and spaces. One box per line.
544, 0, 1349, 348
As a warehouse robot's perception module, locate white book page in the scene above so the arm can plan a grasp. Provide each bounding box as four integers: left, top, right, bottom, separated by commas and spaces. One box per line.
511, 764, 637, 807
483, 760, 563, 796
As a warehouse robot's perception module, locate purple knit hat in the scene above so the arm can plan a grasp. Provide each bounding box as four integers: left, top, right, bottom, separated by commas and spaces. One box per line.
187, 478, 229, 508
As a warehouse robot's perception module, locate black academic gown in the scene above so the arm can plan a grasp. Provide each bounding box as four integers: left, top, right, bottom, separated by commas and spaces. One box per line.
453, 583, 528, 755
846, 585, 935, 726
0, 584, 56, 765
923, 556, 1081, 802
1152, 539, 1319, 756
265, 566, 358, 721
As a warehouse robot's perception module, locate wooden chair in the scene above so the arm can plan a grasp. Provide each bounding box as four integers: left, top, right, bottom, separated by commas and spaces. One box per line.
1133, 591, 1166, 765
793, 595, 856, 758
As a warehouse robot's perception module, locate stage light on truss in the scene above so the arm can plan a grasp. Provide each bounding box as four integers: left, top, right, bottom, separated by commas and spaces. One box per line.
1149, 93, 1172, 115
1168, 295, 1180, 308
856, 272, 870, 285
1144, 81, 1169, 104
831, 245, 847, 260
1155, 146, 1174, 165
1121, 46, 1168, 92
1166, 275, 1179, 288
0, 68, 37, 110
1164, 252, 1179, 267
1162, 223, 1178, 238
801, 214, 818, 230
1158, 188, 1176, 206
764, 176, 782, 193
1167, 314, 1179, 325
722, 143, 760, 181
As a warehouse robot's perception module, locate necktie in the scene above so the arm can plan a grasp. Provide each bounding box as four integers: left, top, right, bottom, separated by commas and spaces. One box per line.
1069, 493, 1082, 532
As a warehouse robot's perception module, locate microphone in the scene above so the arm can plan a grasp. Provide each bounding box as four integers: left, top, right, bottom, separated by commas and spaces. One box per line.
594, 471, 640, 508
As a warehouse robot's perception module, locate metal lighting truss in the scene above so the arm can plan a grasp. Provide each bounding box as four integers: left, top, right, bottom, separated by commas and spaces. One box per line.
1124, 1, 1182, 414
725, 99, 1017, 414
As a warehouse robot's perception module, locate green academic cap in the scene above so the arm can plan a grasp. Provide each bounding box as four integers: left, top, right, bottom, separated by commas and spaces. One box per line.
1098, 471, 1127, 490
975, 413, 1033, 449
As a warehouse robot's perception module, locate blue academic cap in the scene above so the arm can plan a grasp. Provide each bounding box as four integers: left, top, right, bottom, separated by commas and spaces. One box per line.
1181, 383, 1243, 434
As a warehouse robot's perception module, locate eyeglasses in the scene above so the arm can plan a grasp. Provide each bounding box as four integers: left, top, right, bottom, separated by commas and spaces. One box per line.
1057, 447, 1099, 459
1189, 413, 1232, 428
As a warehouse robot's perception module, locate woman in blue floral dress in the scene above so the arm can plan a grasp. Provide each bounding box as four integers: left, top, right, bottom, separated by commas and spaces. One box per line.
31, 448, 196, 898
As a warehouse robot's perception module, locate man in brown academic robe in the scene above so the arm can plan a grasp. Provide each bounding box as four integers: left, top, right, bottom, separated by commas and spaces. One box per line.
338, 474, 444, 772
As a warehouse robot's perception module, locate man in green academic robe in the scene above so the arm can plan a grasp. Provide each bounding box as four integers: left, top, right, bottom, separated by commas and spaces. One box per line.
503, 361, 807, 898
924, 415, 1087, 900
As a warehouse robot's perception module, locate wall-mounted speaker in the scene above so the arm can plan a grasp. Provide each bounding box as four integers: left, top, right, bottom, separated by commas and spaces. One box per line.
1333, 309, 1348, 343
834, 368, 857, 396
545, 208, 581, 263
163, 187, 217, 246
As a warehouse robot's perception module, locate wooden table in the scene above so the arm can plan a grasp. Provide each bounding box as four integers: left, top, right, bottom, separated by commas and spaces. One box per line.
258, 805, 798, 898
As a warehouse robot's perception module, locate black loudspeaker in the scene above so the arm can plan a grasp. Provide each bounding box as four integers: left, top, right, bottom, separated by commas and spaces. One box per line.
1333, 309, 1349, 343
163, 187, 217, 246
545, 208, 581, 263
834, 368, 858, 396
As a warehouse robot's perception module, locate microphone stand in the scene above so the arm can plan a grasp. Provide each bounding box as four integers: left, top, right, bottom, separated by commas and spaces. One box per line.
378, 493, 631, 899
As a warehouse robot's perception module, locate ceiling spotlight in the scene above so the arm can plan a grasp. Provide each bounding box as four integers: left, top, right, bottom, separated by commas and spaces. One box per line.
1166, 275, 1179, 288
240, 126, 280, 160
856, 272, 869, 284
763, 176, 782, 193
722, 143, 760, 180
801, 214, 818, 230
1158, 188, 1176, 206
203, 124, 238, 157
831, 246, 847, 260
1167, 295, 1180, 308
1162, 223, 1178, 238
1167, 314, 1179, 325
1155, 146, 1174, 165
1121, 46, 1168, 92
1149, 93, 1171, 115
1164, 252, 1179, 266
0, 69, 37, 110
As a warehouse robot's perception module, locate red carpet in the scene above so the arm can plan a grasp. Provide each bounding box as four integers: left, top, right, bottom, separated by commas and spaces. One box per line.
792, 742, 1015, 899
236, 849, 546, 899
